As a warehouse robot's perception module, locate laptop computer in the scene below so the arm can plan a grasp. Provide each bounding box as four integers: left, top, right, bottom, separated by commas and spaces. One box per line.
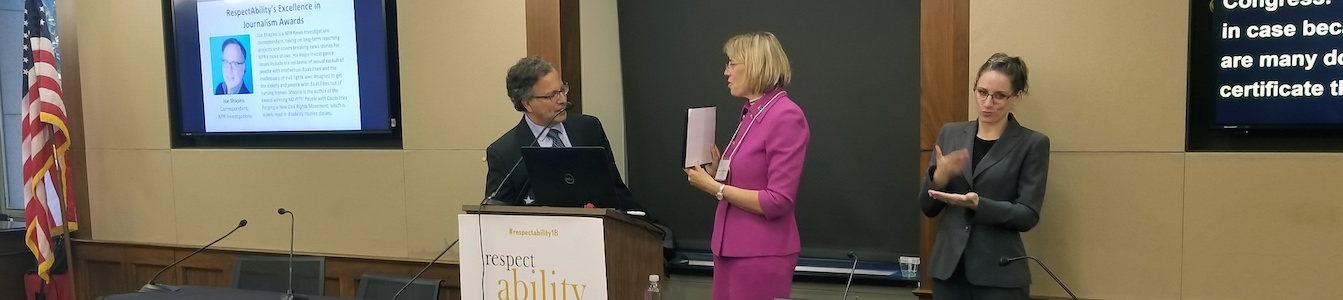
520, 146, 620, 208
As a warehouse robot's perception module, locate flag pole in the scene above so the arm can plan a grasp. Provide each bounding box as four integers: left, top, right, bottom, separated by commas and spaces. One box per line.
49, 142, 76, 298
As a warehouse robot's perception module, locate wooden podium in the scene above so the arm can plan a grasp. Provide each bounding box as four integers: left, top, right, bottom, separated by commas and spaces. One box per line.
460, 205, 664, 300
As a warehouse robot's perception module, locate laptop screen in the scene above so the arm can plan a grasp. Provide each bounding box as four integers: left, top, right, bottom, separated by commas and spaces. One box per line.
519, 146, 621, 208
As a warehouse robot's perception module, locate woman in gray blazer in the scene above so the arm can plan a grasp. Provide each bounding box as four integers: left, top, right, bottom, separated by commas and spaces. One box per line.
920, 53, 1050, 300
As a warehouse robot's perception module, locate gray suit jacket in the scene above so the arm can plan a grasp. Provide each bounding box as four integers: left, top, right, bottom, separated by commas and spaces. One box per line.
919, 114, 1050, 288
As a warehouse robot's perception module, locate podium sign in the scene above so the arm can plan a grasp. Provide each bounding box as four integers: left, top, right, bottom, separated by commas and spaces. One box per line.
459, 214, 609, 300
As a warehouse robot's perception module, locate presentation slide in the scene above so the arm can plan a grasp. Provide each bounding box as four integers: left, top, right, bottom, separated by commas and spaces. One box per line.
197, 1, 361, 132
1211, 0, 1343, 127
169, 0, 395, 136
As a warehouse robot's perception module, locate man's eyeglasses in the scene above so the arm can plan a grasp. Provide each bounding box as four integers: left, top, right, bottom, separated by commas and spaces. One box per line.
221, 59, 245, 69
534, 83, 570, 100
974, 88, 1016, 103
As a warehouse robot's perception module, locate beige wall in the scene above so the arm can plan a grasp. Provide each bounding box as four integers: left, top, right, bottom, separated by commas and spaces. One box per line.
77, 0, 534, 261
580, 0, 627, 178
972, 1, 1343, 299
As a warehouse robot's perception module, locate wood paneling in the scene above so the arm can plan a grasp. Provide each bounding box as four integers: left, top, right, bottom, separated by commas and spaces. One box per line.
72, 240, 461, 300
558, 0, 583, 113
916, 0, 970, 298
1, 229, 31, 300
919, 0, 971, 150
916, 151, 938, 298
83, 260, 124, 297
324, 277, 342, 298
125, 247, 176, 288
176, 251, 233, 287
326, 255, 464, 299
604, 215, 665, 299
526, 0, 561, 65
526, 0, 583, 113
75, 242, 128, 299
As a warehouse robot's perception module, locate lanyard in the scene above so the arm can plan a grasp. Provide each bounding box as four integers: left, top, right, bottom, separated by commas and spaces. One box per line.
723, 91, 786, 161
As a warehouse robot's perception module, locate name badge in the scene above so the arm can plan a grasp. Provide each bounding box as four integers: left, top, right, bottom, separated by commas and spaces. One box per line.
714, 159, 731, 181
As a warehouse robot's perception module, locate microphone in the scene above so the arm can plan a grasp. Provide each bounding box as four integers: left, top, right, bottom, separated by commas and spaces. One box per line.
483, 101, 572, 205
842, 251, 859, 300
139, 220, 248, 292
474, 101, 570, 298
391, 239, 460, 300
278, 208, 307, 300
999, 256, 1077, 300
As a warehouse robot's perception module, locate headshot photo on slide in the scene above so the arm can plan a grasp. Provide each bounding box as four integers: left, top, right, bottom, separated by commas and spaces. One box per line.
211, 35, 253, 95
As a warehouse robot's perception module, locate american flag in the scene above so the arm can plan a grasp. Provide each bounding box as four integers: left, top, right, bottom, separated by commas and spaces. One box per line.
23, 0, 73, 282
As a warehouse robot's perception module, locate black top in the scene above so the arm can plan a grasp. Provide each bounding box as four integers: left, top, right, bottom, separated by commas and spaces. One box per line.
972, 136, 997, 170
962, 136, 999, 224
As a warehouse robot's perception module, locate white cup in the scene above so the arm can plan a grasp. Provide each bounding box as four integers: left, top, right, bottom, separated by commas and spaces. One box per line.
899, 256, 921, 279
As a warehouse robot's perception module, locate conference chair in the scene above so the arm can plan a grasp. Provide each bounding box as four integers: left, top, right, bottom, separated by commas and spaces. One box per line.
230, 254, 325, 296
354, 274, 441, 300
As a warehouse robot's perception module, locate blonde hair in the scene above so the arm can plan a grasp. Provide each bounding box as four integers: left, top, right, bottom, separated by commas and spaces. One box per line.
724, 31, 792, 94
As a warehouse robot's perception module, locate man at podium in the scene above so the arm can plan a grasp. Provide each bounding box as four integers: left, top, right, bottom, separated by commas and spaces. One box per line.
484, 56, 639, 211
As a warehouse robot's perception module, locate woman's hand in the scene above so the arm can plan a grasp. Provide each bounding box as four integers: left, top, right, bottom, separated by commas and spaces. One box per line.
684, 163, 720, 196
928, 190, 979, 209
933, 145, 968, 187
704, 145, 722, 176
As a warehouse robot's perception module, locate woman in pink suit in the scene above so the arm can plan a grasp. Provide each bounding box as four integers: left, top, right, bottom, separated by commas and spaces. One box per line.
685, 31, 810, 300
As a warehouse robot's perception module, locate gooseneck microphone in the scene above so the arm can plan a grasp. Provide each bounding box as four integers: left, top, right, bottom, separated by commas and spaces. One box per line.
139, 220, 248, 292
842, 251, 859, 300
483, 101, 572, 205
278, 208, 307, 300
391, 239, 459, 300
476, 101, 571, 298
999, 256, 1077, 300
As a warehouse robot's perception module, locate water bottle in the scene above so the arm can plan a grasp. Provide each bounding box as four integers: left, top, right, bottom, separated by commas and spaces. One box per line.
645, 274, 662, 300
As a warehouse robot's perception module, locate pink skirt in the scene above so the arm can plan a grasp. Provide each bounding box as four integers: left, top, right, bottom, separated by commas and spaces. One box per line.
712, 254, 799, 300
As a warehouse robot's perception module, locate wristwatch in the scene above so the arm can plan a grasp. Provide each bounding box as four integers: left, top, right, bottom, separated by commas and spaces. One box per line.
715, 184, 726, 201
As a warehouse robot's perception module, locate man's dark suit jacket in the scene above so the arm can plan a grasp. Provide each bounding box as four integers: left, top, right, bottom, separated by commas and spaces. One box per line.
484, 114, 639, 210
215, 82, 251, 95
920, 114, 1051, 288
